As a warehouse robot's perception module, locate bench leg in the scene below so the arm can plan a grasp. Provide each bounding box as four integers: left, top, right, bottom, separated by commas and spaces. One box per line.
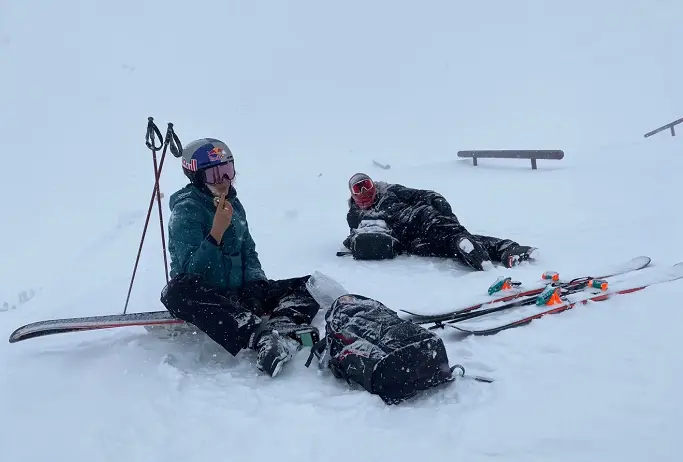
530, 158, 537, 169
473, 157, 478, 166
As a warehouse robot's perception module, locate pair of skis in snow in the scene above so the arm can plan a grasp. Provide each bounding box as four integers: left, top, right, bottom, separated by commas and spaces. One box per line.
7, 256, 683, 344
401, 256, 683, 335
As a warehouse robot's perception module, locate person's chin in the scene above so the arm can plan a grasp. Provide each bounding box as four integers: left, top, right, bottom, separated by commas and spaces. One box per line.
207, 184, 230, 196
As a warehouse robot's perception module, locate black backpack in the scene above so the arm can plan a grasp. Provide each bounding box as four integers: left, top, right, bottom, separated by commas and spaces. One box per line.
341, 219, 401, 260
306, 293, 466, 404
350, 232, 398, 260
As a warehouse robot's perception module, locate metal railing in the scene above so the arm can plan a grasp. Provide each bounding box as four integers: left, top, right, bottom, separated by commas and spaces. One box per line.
644, 117, 683, 138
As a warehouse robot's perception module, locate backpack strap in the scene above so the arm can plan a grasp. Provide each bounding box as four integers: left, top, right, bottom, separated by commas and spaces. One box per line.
450, 364, 495, 383
304, 337, 328, 368
304, 336, 353, 386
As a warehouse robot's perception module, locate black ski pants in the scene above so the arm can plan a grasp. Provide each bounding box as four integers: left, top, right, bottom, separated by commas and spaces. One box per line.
160, 273, 320, 356
395, 204, 518, 262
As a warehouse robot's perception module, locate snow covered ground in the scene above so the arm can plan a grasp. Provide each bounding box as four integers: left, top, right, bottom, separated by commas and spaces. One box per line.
2, 1, 683, 461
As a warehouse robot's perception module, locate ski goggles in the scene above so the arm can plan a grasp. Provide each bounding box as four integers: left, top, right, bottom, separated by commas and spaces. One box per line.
350, 178, 374, 195
203, 162, 235, 184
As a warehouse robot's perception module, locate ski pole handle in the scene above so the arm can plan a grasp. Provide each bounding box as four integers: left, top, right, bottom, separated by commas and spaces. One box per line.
145, 117, 163, 151
165, 122, 183, 158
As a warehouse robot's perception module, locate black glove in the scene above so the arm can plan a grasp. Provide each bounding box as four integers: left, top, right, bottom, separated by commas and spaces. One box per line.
431, 196, 453, 216
240, 280, 269, 316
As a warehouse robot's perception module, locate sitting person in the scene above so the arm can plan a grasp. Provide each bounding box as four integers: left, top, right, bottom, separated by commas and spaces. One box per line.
160, 137, 320, 377
343, 173, 538, 270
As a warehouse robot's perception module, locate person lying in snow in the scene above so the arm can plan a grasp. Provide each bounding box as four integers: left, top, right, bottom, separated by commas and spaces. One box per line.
343, 173, 538, 270
160, 138, 320, 377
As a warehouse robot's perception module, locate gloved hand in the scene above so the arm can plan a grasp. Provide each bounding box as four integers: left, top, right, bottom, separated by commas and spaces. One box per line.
240, 280, 269, 316
431, 196, 453, 216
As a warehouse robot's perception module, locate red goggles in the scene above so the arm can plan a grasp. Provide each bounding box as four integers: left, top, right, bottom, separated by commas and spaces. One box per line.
351, 178, 374, 195
203, 162, 235, 184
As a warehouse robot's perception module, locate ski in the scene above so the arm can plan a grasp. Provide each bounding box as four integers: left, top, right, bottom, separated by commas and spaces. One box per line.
8, 270, 348, 345
8, 311, 184, 343
448, 261, 683, 335
403, 256, 651, 325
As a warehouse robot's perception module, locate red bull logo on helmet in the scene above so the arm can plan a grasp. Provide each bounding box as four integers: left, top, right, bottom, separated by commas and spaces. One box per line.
182, 158, 198, 171
208, 147, 229, 162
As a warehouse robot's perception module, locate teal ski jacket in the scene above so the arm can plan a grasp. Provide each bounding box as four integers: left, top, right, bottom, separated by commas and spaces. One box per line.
167, 184, 267, 292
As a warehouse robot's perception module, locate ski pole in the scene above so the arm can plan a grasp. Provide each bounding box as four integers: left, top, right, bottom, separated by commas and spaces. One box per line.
123, 117, 182, 314
146, 118, 168, 283
149, 118, 172, 284
156, 121, 183, 275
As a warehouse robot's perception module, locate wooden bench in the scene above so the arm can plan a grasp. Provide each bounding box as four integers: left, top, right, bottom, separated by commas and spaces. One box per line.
457, 150, 564, 170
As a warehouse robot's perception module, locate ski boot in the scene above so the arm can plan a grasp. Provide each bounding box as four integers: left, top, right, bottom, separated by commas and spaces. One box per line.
248, 316, 320, 378
452, 235, 493, 271
501, 245, 539, 268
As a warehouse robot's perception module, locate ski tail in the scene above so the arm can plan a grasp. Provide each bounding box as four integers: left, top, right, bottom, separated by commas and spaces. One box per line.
8, 311, 183, 344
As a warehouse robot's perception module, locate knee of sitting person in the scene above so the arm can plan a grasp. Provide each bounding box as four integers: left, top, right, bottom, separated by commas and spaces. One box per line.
161, 273, 212, 307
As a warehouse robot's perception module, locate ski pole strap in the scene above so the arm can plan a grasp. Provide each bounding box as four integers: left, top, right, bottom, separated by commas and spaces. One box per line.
145, 117, 163, 151
165, 122, 183, 158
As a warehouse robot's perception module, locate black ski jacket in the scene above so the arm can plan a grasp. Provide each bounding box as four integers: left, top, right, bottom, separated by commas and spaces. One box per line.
346, 182, 453, 229
345, 181, 461, 249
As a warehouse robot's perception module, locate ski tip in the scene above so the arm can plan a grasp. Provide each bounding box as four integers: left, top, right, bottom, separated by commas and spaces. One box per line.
7, 322, 29, 343
629, 256, 651, 267
8, 329, 25, 343
668, 262, 683, 274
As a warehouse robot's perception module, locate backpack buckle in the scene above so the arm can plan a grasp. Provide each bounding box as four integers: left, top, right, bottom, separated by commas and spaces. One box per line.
450, 364, 495, 383
304, 337, 328, 368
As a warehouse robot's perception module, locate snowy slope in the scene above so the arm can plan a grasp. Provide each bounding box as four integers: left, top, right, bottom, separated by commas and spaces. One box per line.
2, 1, 683, 461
